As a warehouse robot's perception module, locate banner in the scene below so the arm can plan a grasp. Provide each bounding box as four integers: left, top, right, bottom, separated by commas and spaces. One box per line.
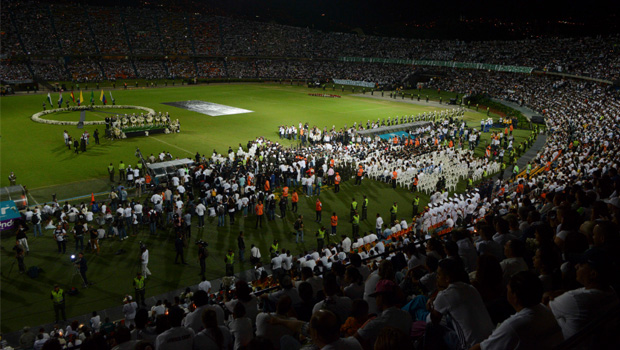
332, 79, 376, 88
338, 57, 534, 74
0, 200, 21, 231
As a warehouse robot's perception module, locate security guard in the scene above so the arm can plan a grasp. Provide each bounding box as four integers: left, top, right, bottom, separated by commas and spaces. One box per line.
350, 198, 358, 222
390, 202, 398, 223
316, 226, 326, 251
108, 163, 115, 182
351, 211, 360, 236
224, 249, 235, 276
133, 272, 146, 306
412, 195, 420, 217
361, 195, 369, 221
270, 239, 279, 253
51, 284, 66, 323
118, 161, 126, 181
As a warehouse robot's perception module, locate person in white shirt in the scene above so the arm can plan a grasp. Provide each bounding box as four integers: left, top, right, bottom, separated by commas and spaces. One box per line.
227, 302, 254, 350
156, 306, 195, 350
341, 235, 352, 252
250, 244, 261, 265
500, 239, 529, 284
375, 214, 384, 236
195, 202, 206, 228
473, 271, 564, 350
122, 296, 138, 327
141, 247, 151, 278
193, 308, 232, 350
428, 259, 494, 348
548, 248, 620, 339
198, 278, 212, 293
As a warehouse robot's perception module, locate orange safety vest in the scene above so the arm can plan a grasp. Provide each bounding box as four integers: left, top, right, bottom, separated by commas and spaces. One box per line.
264, 181, 270, 192
413, 177, 418, 186
330, 159, 335, 167
255, 204, 264, 215
357, 168, 364, 177
392, 171, 398, 180
282, 187, 289, 197
300, 129, 304, 136
335, 175, 341, 184
331, 215, 338, 226
292, 192, 299, 203
415, 139, 420, 147
316, 201, 322, 211
145, 174, 151, 184
449, 140, 453, 148
393, 136, 398, 145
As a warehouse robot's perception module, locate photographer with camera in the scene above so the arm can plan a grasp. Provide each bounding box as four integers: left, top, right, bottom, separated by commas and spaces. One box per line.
74, 252, 89, 288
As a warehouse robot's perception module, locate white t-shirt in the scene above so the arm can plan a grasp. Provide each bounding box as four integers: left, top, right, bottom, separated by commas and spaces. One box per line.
433, 282, 494, 348
155, 326, 194, 350
198, 280, 212, 293
192, 327, 231, 350
480, 304, 563, 350
227, 317, 253, 350
549, 287, 620, 339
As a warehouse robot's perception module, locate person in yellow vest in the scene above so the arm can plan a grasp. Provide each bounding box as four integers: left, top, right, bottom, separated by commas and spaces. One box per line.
361, 195, 369, 220
108, 163, 115, 182
316, 226, 326, 251
355, 165, 364, 186
350, 198, 358, 222
392, 169, 398, 189
51, 284, 66, 323
118, 161, 126, 181
390, 202, 398, 223
225, 249, 235, 276
412, 195, 420, 217
271, 239, 279, 253
133, 272, 146, 307
351, 211, 360, 236
334, 172, 341, 193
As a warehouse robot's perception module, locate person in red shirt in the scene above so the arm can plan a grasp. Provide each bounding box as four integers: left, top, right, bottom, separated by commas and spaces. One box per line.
255, 201, 264, 229
315, 198, 323, 222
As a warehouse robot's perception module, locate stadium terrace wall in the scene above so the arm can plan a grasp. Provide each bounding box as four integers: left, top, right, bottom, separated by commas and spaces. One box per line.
339, 57, 534, 74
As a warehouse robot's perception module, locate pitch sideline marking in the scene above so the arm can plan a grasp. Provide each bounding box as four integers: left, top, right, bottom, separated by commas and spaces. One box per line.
150, 136, 194, 155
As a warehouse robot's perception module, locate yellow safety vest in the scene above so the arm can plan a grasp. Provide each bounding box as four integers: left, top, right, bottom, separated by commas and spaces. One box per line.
52, 289, 64, 304
226, 253, 235, 264
134, 277, 145, 290
317, 229, 325, 239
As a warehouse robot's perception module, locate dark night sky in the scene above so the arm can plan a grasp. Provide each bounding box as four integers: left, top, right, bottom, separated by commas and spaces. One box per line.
40, 0, 620, 39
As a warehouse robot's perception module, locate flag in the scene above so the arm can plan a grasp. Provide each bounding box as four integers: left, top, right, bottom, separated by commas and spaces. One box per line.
70, 91, 75, 102
79, 90, 84, 106
100, 90, 106, 105
47, 93, 52, 106
109, 91, 114, 102
90, 90, 94, 104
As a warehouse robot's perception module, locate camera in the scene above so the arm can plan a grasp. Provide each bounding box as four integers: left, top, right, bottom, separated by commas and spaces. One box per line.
195, 240, 208, 246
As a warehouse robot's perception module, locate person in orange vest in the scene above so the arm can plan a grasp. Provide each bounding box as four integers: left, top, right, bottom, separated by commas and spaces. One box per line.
264, 180, 270, 194
393, 136, 398, 145
282, 186, 289, 207
391, 169, 398, 189
334, 172, 341, 193
448, 140, 453, 148
412, 176, 418, 192
330, 212, 338, 236
255, 200, 264, 229
355, 166, 364, 186
145, 174, 151, 188
291, 191, 299, 213
315, 198, 322, 222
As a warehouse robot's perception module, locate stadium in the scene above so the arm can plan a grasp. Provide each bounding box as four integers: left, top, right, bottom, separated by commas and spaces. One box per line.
1, 0, 619, 349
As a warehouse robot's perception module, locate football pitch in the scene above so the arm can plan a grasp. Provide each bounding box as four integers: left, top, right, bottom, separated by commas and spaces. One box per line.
0, 83, 529, 333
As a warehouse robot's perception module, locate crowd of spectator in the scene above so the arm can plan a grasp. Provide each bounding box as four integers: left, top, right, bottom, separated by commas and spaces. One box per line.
2, 1, 619, 82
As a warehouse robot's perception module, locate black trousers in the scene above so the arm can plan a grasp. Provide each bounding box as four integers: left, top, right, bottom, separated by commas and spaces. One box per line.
135, 288, 145, 305
175, 250, 185, 263
54, 302, 66, 322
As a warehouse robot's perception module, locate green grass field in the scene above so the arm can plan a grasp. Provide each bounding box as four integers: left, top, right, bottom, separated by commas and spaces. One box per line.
0, 83, 533, 333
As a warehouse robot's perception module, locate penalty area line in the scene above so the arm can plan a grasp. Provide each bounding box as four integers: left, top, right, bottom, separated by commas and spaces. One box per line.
150, 136, 194, 155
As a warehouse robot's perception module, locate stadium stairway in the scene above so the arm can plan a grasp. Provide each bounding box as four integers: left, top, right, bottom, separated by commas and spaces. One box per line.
500, 132, 547, 180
